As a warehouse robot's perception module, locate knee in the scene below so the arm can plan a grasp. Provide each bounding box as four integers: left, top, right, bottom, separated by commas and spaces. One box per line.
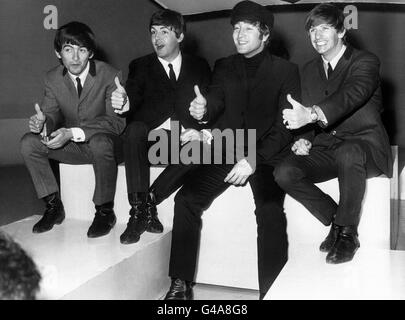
88, 133, 114, 157
20, 133, 41, 156
335, 141, 366, 166
273, 163, 303, 190
124, 121, 149, 141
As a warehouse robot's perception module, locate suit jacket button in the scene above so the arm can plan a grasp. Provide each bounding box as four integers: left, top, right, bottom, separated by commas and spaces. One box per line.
331, 130, 336, 135
325, 90, 329, 95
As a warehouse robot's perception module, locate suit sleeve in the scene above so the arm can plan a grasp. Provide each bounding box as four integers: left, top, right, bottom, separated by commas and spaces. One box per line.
195, 58, 212, 129
316, 52, 381, 127
203, 58, 227, 125
125, 59, 145, 118
42, 77, 64, 133
80, 71, 126, 140
256, 64, 301, 163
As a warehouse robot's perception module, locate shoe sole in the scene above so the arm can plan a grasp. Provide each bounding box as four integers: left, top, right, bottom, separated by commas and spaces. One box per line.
146, 227, 164, 234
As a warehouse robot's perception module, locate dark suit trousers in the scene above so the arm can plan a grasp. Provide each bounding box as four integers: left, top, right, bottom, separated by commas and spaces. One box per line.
169, 163, 288, 297
20, 132, 122, 206
123, 121, 198, 203
274, 139, 381, 227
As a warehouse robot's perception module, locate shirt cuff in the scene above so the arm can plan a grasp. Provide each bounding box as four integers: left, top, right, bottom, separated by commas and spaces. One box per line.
313, 105, 328, 126
201, 129, 213, 145
71, 127, 85, 142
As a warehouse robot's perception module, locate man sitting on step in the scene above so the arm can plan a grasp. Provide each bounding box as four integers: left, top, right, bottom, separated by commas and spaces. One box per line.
20, 22, 125, 238
274, 3, 393, 264
111, 9, 211, 245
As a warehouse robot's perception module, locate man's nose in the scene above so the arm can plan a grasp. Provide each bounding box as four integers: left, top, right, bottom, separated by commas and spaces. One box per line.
155, 32, 163, 41
72, 49, 80, 61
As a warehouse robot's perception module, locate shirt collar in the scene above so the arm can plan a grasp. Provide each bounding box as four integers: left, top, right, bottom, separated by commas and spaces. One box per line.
157, 51, 182, 78
322, 44, 347, 70
68, 60, 90, 86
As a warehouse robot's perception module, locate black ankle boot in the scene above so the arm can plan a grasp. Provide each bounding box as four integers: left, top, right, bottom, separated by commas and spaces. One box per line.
33, 192, 65, 233
120, 193, 148, 244
164, 278, 193, 300
146, 189, 163, 234
326, 226, 360, 264
87, 201, 116, 238
319, 222, 340, 252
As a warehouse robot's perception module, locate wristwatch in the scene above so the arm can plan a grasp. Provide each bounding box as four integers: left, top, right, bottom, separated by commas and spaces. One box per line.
309, 106, 318, 123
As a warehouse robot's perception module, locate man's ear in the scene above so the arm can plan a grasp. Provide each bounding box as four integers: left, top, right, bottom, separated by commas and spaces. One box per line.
177, 33, 184, 44
89, 51, 94, 59
338, 29, 346, 39
262, 33, 270, 43
55, 50, 62, 59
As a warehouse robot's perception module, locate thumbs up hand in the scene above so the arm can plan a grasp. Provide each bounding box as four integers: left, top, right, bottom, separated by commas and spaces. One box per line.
29, 103, 46, 133
189, 85, 207, 121
282, 94, 312, 130
111, 76, 129, 114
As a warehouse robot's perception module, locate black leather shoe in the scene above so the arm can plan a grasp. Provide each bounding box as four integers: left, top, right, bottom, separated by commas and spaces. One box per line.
326, 226, 360, 264
320, 223, 340, 252
120, 211, 149, 244
33, 193, 65, 233
164, 278, 193, 300
146, 190, 163, 234
87, 203, 116, 238
120, 193, 149, 244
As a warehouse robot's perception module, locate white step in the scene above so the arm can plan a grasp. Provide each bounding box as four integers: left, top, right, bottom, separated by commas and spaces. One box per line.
58, 164, 394, 293
1, 216, 171, 300
266, 245, 405, 300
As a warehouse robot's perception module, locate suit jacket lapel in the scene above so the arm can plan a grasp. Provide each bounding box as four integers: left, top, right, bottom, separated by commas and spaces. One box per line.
79, 60, 96, 102
177, 54, 187, 84
330, 45, 353, 79
152, 55, 173, 89
316, 56, 328, 82
62, 68, 78, 99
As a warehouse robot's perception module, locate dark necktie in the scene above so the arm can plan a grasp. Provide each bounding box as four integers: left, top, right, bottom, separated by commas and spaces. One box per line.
76, 77, 83, 97
168, 64, 179, 129
168, 63, 177, 87
327, 63, 333, 79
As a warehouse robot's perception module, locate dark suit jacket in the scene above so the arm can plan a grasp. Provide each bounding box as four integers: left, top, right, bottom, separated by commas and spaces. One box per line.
41, 60, 126, 141
125, 53, 211, 131
205, 51, 301, 166
302, 46, 393, 177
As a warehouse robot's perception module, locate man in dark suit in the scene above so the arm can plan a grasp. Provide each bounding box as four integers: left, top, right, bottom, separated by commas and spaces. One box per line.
20, 22, 125, 238
163, 0, 301, 300
274, 3, 392, 264
111, 9, 211, 244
